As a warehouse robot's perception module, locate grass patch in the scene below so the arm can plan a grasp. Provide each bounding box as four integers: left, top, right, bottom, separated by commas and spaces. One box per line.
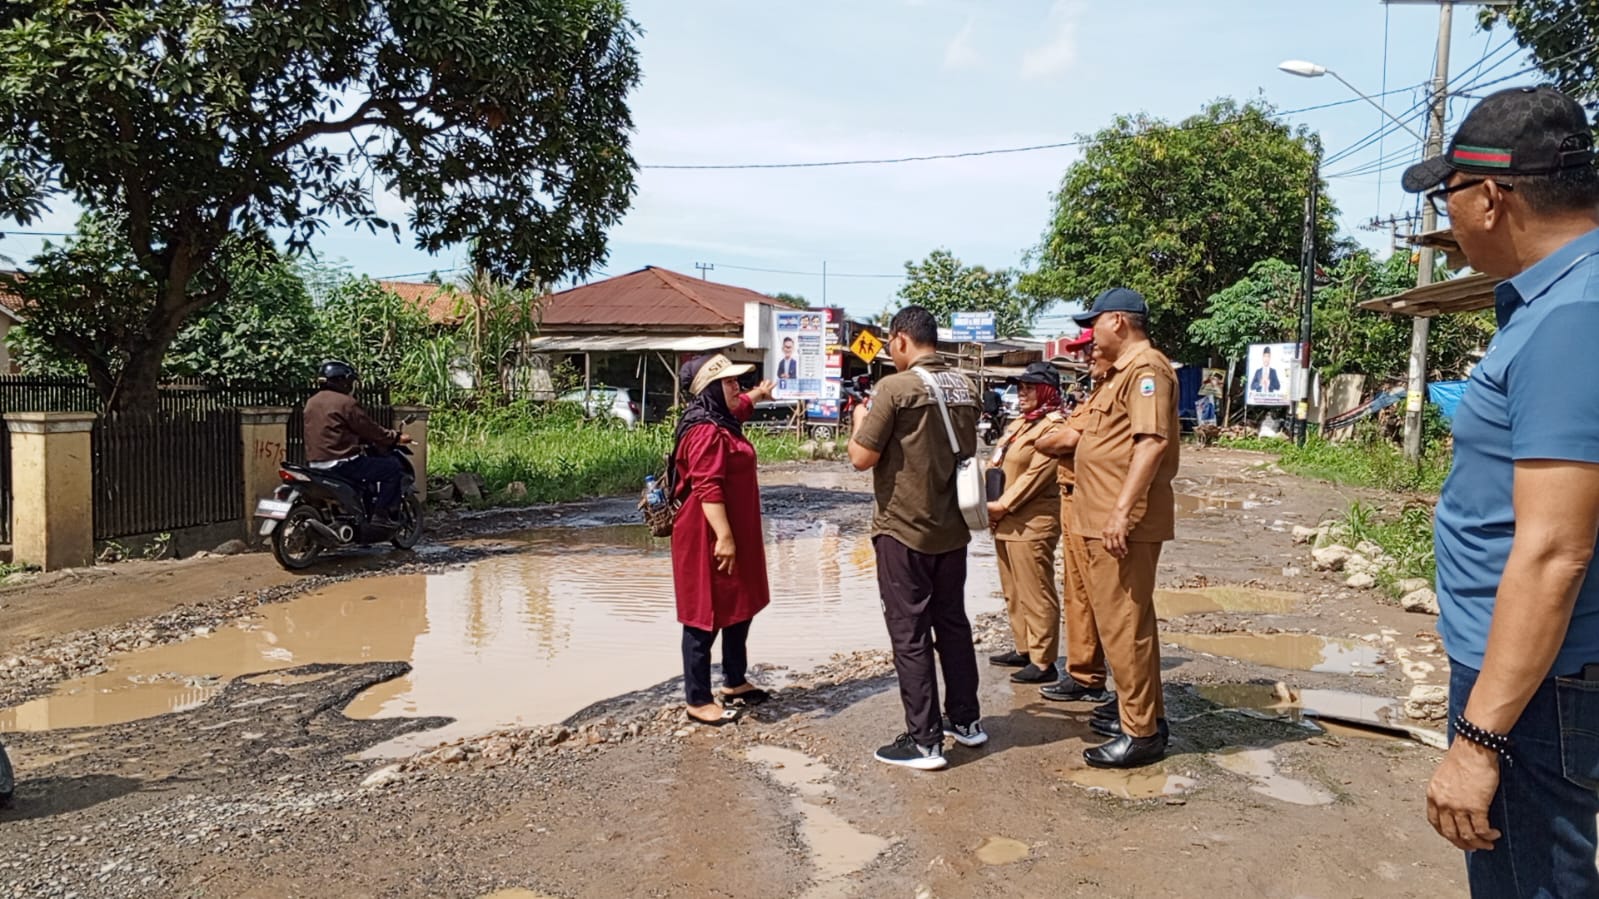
428, 402, 811, 504
1339, 500, 1437, 590
1218, 432, 1450, 494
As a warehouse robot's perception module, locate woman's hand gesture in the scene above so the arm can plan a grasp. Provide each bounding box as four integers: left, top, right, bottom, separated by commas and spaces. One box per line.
713, 533, 737, 575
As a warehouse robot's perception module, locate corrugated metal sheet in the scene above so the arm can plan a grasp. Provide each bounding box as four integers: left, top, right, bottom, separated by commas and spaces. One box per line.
1360, 271, 1498, 318
528, 334, 740, 353
540, 267, 781, 329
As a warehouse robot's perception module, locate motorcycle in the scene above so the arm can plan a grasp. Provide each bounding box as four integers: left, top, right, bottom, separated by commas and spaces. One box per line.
254, 417, 424, 571
979, 409, 1009, 445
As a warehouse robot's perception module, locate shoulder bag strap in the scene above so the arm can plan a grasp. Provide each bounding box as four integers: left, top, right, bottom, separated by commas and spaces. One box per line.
912, 367, 963, 459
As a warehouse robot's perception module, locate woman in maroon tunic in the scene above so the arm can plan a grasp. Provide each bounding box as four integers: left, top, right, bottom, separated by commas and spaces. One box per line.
671, 354, 774, 725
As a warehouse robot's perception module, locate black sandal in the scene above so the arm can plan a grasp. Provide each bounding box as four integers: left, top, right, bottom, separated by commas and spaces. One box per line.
685, 707, 742, 727
720, 688, 772, 707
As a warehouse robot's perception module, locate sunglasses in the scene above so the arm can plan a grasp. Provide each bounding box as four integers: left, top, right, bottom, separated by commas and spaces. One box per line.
1425, 178, 1515, 217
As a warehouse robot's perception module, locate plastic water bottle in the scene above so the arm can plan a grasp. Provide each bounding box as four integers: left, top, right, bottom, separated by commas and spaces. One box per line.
644, 475, 664, 507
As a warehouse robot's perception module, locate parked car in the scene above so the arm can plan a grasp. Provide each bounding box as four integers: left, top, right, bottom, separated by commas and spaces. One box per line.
555, 386, 640, 428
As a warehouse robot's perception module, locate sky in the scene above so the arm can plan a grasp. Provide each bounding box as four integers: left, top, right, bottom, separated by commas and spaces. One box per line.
0, 1, 1539, 333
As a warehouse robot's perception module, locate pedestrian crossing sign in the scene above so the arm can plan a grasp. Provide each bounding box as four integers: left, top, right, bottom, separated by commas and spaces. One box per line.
850, 330, 884, 364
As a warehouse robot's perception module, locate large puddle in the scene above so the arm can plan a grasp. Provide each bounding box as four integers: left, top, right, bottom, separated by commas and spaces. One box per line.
1165, 632, 1386, 674
745, 745, 892, 896
1154, 587, 1298, 618
0, 524, 1002, 755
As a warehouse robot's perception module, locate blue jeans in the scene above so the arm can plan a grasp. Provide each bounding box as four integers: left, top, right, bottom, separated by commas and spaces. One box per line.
332, 455, 405, 514
1449, 659, 1599, 898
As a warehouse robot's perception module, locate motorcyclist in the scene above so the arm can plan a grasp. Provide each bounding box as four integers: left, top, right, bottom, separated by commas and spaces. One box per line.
303, 360, 412, 524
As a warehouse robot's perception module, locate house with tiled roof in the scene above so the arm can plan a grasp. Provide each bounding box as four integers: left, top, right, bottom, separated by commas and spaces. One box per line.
0, 276, 23, 373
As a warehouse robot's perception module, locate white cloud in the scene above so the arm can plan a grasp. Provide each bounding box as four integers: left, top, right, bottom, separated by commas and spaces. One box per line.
943, 18, 981, 70
1020, 2, 1080, 79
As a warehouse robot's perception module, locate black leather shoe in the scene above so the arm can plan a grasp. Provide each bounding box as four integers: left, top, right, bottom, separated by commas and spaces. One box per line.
988, 650, 1029, 668
1010, 662, 1058, 684
1084, 732, 1169, 769
1091, 698, 1120, 721
1090, 716, 1170, 739
1039, 679, 1114, 703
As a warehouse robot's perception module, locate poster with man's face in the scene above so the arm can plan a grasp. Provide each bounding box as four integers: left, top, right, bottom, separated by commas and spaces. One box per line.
770, 311, 826, 400
1246, 342, 1296, 407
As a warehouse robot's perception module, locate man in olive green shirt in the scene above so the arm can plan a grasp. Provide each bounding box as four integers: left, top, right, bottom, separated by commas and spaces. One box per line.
849, 305, 985, 771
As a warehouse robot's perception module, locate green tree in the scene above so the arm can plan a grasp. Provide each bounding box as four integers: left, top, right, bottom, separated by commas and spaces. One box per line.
1025, 98, 1337, 360
1481, 4, 1599, 98
897, 249, 1044, 337
0, 1, 640, 411
770, 292, 810, 309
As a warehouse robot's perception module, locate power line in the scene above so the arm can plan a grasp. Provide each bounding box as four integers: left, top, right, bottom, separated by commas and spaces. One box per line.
640, 91, 1426, 172
711, 262, 902, 279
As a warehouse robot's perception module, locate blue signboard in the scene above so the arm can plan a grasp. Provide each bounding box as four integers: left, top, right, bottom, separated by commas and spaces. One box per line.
950, 311, 996, 342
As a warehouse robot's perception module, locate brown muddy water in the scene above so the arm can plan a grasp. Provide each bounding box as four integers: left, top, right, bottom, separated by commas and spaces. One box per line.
0, 524, 1004, 755
1164, 632, 1387, 675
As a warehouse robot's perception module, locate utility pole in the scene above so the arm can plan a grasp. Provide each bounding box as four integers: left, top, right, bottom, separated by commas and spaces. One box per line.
821, 260, 828, 307
1294, 157, 1319, 446
1363, 213, 1424, 254
694, 262, 714, 280
1402, 0, 1453, 462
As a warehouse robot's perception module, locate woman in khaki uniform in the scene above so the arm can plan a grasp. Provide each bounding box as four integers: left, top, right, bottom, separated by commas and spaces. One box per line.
985, 361, 1067, 684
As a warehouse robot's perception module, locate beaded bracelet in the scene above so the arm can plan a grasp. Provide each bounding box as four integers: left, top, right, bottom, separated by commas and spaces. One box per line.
1454, 714, 1515, 767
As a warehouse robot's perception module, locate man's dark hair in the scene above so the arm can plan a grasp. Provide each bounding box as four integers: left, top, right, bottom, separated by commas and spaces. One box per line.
1262, 346, 1272, 356
783, 336, 794, 346
1512, 164, 1599, 215
889, 305, 938, 347
1122, 312, 1148, 334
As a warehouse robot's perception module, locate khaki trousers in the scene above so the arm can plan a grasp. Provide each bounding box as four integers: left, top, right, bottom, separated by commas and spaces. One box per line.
995, 537, 1060, 668
1061, 493, 1107, 688
1081, 538, 1166, 737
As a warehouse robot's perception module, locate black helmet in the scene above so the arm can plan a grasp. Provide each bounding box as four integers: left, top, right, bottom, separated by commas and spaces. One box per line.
319, 360, 357, 384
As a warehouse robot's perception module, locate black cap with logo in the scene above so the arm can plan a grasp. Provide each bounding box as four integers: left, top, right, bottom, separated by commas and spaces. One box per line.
1071, 287, 1148, 325
1402, 86, 1595, 193
1006, 361, 1062, 390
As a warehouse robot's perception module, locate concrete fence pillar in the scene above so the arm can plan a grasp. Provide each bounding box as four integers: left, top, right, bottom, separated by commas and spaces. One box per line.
392, 406, 430, 502
6, 411, 96, 570
239, 407, 292, 538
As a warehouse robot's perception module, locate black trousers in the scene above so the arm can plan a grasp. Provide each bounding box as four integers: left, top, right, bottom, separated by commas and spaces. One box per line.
873, 535, 981, 747
682, 620, 752, 706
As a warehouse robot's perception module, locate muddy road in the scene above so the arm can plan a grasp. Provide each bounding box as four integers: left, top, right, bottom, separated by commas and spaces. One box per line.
0, 448, 1465, 897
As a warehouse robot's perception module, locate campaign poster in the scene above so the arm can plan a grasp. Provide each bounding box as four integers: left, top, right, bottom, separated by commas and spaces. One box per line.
770, 310, 827, 400
1199, 368, 1226, 398
1246, 342, 1297, 407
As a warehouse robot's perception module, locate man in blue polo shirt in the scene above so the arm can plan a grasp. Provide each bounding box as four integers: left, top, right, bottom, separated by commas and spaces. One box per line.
1403, 85, 1599, 897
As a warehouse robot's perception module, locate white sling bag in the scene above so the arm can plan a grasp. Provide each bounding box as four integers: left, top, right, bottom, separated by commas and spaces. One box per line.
912, 367, 989, 532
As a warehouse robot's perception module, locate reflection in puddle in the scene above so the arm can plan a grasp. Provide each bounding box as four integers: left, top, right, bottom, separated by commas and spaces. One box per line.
1209, 748, 1334, 806
1059, 765, 1196, 799
1166, 633, 1385, 674
1194, 683, 1444, 748
974, 836, 1030, 866
1176, 493, 1252, 515
477, 891, 557, 899
0, 524, 1002, 757
746, 746, 891, 892
1155, 587, 1299, 618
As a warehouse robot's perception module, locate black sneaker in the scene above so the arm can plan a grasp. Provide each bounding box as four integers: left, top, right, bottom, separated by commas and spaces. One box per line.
942, 718, 990, 748
988, 650, 1029, 668
874, 734, 948, 771
1039, 679, 1114, 703
1010, 662, 1058, 684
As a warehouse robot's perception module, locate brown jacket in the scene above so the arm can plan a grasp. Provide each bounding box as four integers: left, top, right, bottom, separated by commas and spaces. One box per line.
303, 389, 399, 463
992, 411, 1063, 541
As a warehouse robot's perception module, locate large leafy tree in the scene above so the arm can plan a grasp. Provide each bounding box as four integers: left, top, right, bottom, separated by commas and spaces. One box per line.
0, 1, 640, 411
1025, 99, 1338, 360
1481, 4, 1599, 99
897, 249, 1045, 338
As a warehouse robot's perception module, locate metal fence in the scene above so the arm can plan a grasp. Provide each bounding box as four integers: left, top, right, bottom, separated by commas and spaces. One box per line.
0, 378, 393, 543
92, 409, 244, 541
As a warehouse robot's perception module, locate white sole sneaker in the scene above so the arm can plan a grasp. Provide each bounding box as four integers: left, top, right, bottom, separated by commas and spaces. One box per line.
943, 726, 989, 748
873, 749, 948, 771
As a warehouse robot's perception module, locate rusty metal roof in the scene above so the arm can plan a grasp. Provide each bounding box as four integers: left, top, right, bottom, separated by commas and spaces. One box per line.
379, 280, 459, 326
539, 266, 782, 332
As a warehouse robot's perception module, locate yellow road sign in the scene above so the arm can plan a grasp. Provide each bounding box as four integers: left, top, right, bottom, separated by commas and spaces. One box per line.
850, 330, 883, 364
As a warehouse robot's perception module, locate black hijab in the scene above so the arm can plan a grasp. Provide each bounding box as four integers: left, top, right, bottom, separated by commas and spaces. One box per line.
667, 356, 745, 497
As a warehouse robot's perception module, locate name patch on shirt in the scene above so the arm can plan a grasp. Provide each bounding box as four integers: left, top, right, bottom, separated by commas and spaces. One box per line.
1139, 376, 1156, 397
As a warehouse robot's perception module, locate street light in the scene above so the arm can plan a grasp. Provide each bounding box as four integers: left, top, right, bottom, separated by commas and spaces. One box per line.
1277, 60, 1426, 142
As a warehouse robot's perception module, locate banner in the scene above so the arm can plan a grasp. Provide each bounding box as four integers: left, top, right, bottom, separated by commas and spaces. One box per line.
770, 309, 827, 401
1245, 342, 1296, 407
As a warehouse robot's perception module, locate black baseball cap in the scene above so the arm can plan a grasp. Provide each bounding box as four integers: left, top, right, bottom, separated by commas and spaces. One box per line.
1071, 287, 1148, 325
1006, 361, 1061, 390
1402, 86, 1596, 193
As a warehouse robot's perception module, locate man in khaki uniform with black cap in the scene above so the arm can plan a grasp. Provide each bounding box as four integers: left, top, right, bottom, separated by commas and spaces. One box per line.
1051, 287, 1178, 769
